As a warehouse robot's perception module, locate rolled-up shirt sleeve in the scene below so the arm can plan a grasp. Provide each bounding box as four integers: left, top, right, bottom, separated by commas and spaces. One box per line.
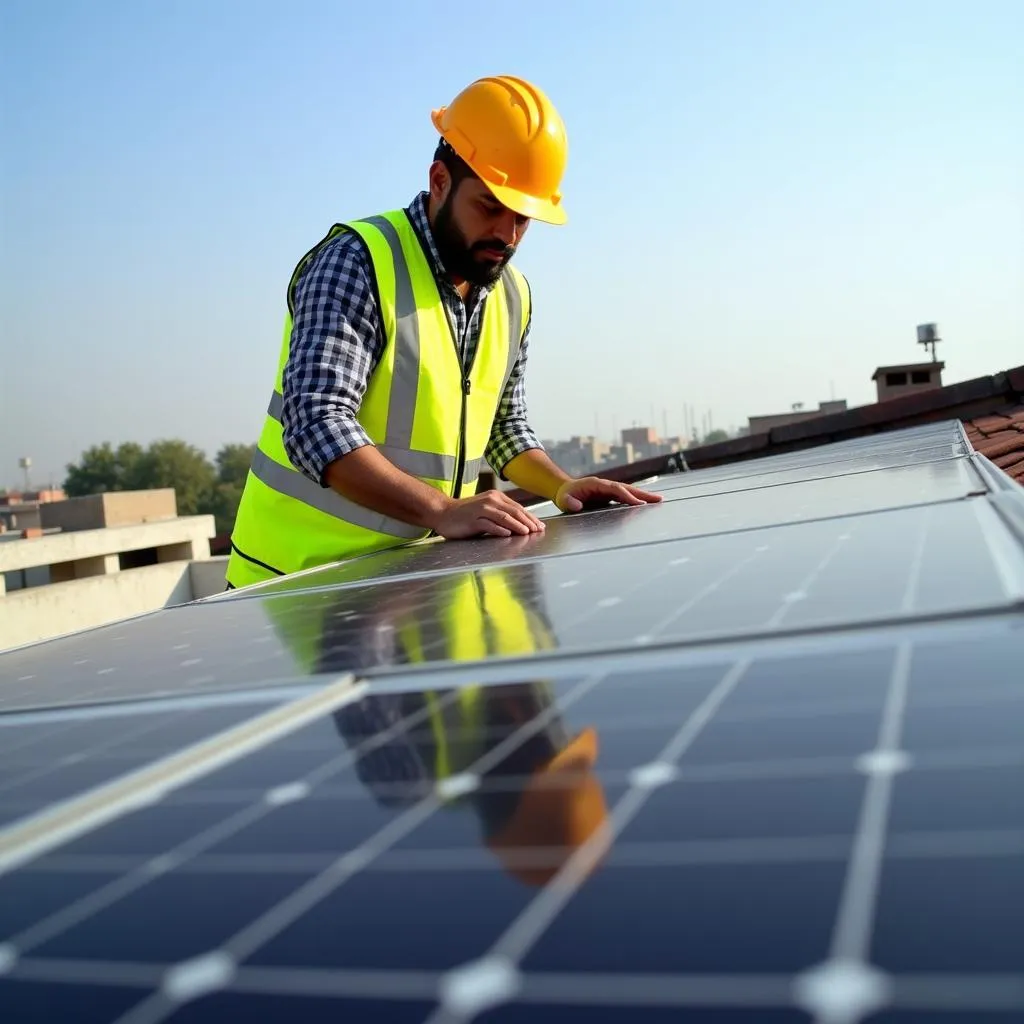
280, 234, 382, 485
485, 311, 545, 478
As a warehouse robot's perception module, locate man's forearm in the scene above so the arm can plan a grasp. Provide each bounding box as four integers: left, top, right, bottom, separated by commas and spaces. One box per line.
502, 448, 573, 501
323, 446, 451, 530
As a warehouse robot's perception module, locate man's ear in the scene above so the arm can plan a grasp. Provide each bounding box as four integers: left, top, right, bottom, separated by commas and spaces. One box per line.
428, 160, 451, 204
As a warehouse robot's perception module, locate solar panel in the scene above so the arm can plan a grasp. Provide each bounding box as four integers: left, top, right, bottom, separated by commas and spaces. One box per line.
1, 622, 1021, 1021
0, 417, 1021, 1023
202, 422, 987, 601
0, 696, 291, 827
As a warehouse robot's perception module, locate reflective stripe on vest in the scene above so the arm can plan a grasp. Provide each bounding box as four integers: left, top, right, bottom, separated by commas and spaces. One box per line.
226, 208, 531, 588
265, 391, 458, 483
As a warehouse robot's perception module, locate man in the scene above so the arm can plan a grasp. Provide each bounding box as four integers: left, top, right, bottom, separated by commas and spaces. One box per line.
227, 74, 661, 590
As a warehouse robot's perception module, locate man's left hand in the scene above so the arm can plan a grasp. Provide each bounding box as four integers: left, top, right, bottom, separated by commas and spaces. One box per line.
553, 476, 664, 514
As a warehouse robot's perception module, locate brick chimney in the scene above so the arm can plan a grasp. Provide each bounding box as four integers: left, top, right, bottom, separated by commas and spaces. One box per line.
871, 361, 945, 403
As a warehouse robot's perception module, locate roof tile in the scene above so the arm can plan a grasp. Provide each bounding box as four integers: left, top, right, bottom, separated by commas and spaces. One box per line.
962, 399, 1024, 482
993, 450, 1024, 472
969, 414, 1013, 434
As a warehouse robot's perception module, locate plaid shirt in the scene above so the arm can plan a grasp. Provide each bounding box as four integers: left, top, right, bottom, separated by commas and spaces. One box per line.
280, 192, 543, 486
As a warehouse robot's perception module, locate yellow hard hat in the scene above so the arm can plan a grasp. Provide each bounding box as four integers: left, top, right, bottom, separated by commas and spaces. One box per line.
486, 727, 609, 886
431, 75, 569, 225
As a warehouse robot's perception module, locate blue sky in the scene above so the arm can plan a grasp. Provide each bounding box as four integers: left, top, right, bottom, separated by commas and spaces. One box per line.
2, 0, 1021, 487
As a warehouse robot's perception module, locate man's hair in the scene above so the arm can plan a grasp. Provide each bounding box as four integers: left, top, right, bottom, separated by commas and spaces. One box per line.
433, 138, 478, 192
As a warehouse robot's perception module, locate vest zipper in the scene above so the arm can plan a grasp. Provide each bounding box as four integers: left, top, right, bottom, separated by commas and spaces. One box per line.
402, 210, 477, 504
452, 375, 471, 500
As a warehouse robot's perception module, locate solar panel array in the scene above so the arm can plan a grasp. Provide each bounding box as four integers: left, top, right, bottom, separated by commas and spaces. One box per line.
0, 419, 1022, 1023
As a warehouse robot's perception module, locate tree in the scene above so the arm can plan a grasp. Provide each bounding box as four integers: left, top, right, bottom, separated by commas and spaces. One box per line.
206, 443, 256, 534
215, 443, 256, 488
64, 442, 144, 497
127, 440, 217, 516
701, 429, 730, 445
64, 439, 254, 535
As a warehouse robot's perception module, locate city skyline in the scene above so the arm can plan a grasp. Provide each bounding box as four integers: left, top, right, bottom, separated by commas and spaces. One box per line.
3, 1, 1021, 486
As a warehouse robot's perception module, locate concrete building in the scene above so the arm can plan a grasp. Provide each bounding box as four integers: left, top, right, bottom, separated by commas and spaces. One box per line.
872, 361, 945, 402
0, 489, 225, 651
0, 487, 66, 533
748, 401, 849, 435
620, 426, 658, 449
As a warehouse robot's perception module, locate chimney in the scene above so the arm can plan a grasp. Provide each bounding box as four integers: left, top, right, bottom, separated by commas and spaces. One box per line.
870, 361, 945, 403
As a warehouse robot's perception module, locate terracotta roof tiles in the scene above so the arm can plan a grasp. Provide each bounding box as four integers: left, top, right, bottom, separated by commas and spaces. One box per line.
962, 404, 1024, 482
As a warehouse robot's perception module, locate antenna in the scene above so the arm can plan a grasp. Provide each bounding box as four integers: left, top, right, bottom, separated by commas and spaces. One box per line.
917, 323, 941, 363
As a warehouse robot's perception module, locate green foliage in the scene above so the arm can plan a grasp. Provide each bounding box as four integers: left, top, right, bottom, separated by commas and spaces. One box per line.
215, 443, 257, 487
64, 442, 144, 497
64, 439, 256, 535
700, 429, 730, 445
129, 440, 216, 516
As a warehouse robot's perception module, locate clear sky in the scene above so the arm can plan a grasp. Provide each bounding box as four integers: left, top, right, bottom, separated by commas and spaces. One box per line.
2, 0, 1021, 488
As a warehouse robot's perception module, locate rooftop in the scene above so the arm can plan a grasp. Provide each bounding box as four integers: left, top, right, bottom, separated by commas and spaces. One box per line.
0, 415, 1021, 1022
870, 360, 946, 380
508, 362, 1024, 502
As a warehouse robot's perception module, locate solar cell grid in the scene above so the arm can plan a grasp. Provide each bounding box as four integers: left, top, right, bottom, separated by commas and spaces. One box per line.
199, 441, 983, 601
1, 623, 1021, 1023
5, 495, 1015, 719
1, 419, 1021, 1023
0, 700, 291, 829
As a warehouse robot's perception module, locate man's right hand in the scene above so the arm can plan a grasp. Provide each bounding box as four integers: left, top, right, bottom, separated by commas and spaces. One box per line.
430, 490, 546, 540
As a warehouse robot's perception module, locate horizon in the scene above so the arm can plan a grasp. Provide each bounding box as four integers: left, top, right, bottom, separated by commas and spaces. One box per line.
3, 0, 1022, 487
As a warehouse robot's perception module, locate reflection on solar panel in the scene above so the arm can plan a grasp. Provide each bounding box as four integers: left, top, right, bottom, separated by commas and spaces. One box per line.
0, 419, 1022, 1023
0, 695, 292, 828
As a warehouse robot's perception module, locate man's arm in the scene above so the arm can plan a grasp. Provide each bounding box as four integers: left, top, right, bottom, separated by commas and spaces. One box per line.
491, 312, 663, 513
503, 448, 573, 502
282, 238, 543, 538
487, 312, 567, 496
280, 234, 381, 485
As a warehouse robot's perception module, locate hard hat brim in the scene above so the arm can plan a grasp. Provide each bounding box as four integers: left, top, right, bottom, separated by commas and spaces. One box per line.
544, 726, 598, 775
480, 178, 568, 226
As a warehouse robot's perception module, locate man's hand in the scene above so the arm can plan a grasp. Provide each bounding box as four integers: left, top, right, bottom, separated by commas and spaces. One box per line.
430, 490, 546, 540
554, 476, 664, 514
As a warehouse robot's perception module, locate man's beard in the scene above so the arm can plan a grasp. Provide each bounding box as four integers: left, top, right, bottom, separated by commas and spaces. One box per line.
433, 194, 515, 287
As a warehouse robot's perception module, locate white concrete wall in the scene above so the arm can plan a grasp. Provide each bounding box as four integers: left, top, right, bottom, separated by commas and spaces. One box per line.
0, 556, 231, 652
0, 517, 214, 575
0, 562, 194, 650
187, 557, 228, 600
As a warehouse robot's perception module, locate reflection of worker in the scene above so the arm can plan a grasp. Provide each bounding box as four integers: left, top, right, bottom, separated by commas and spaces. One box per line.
332, 682, 609, 887
259, 553, 608, 885
261, 542, 561, 679
226, 74, 660, 591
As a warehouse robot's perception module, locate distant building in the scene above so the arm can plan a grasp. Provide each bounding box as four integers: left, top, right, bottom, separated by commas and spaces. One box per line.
541, 435, 611, 480
871, 361, 945, 403
620, 426, 658, 449
747, 401, 848, 436
0, 489, 222, 650
0, 487, 67, 533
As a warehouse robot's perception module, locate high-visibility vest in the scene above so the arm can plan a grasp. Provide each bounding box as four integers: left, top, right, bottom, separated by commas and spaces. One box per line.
323, 567, 560, 806
226, 209, 531, 589
258, 566, 557, 683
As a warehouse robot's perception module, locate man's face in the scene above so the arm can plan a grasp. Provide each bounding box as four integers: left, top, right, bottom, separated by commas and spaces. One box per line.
432, 175, 531, 287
